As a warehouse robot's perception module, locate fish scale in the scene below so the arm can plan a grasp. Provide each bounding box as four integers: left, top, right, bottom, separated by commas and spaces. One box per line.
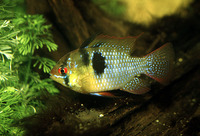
88, 47, 146, 91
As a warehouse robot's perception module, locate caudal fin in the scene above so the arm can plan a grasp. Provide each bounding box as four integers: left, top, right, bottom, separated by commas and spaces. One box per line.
144, 43, 175, 85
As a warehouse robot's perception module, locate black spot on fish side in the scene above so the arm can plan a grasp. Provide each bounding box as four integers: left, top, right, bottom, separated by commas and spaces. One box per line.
79, 49, 90, 66
92, 52, 106, 75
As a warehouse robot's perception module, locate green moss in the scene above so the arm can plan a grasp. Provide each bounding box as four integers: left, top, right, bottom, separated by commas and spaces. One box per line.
0, 0, 59, 135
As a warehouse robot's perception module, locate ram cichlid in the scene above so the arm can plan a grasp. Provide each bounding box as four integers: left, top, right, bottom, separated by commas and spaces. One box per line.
50, 34, 174, 97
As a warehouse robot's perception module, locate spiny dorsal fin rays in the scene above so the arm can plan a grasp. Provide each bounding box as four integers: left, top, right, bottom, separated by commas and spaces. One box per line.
80, 33, 100, 48
80, 33, 143, 54
89, 34, 137, 53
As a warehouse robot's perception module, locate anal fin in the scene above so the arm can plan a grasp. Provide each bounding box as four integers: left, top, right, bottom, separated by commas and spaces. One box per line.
121, 77, 150, 94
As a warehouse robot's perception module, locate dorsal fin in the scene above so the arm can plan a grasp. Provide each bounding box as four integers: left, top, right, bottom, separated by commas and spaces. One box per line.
80, 33, 143, 54
80, 34, 99, 48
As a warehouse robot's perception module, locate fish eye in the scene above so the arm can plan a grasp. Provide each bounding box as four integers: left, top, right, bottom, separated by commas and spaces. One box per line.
58, 67, 67, 75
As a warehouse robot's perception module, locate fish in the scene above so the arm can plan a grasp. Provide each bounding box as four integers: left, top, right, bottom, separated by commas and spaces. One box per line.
50, 34, 174, 97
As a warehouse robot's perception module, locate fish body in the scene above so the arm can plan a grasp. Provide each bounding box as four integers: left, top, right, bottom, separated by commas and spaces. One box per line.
50, 34, 174, 96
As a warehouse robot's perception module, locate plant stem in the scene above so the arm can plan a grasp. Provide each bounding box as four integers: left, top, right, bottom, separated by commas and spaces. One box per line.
24, 54, 32, 87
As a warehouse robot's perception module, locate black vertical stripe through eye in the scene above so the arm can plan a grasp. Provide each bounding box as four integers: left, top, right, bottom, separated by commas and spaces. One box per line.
64, 76, 69, 86
92, 52, 106, 75
61, 69, 65, 74
79, 49, 90, 66
60, 65, 66, 75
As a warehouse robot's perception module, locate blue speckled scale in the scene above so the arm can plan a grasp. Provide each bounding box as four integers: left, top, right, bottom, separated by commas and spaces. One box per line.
87, 45, 146, 91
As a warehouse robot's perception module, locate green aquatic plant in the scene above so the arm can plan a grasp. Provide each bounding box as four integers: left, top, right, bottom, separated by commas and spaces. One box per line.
13, 14, 57, 55
0, 1, 59, 135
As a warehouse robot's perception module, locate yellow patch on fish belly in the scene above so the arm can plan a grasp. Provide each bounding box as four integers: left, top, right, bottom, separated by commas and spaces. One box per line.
74, 65, 100, 93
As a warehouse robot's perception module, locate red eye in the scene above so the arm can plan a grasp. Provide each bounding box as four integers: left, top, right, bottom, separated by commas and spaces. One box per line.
58, 67, 67, 74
